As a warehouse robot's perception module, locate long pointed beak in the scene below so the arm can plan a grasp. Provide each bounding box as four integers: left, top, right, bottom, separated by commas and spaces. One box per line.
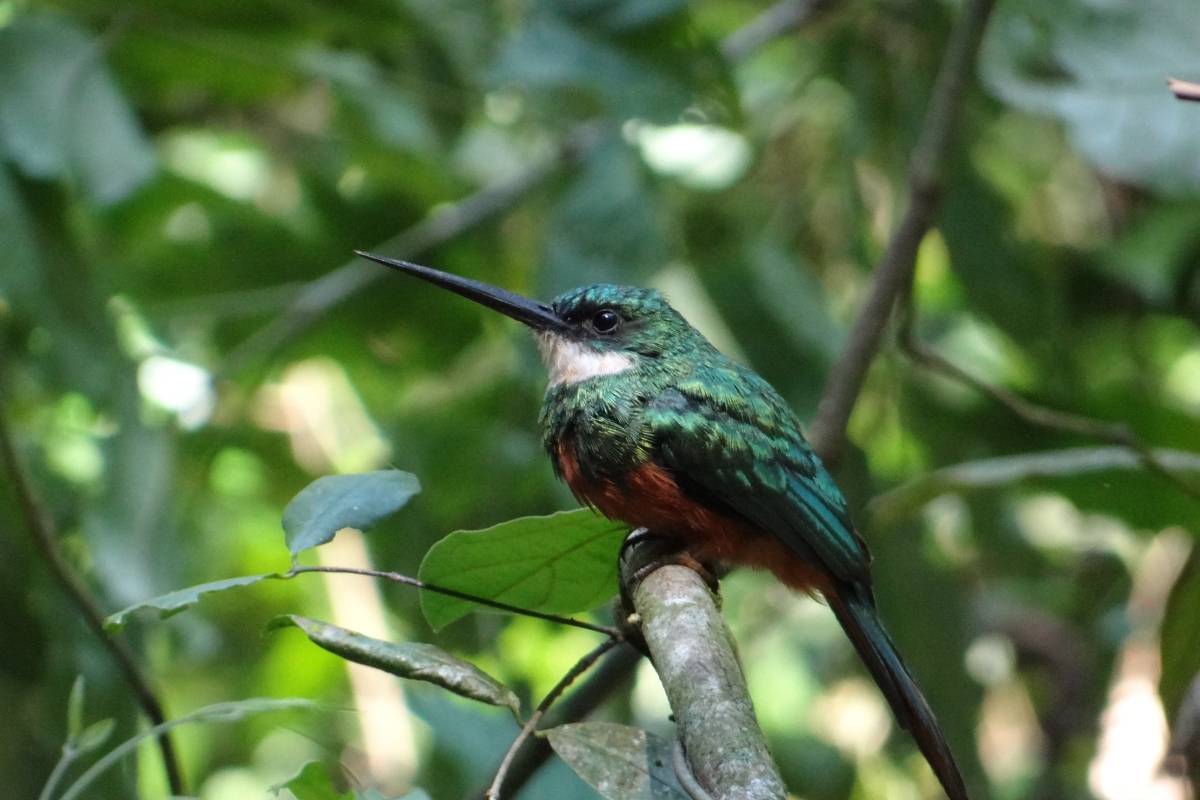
355, 251, 567, 332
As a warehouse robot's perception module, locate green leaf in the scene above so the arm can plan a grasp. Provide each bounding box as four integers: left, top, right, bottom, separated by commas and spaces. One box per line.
270, 760, 351, 800
59, 698, 318, 800
103, 573, 278, 632
282, 471, 421, 558
546, 722, 689, 800
981, 0, 1200, 192
74, 719, 115, 754
0, 14, 155, 203
66, 676, 85, 741
273, 615, 520, 717
1161, 547, 1200, 719
418, 509, 627, 630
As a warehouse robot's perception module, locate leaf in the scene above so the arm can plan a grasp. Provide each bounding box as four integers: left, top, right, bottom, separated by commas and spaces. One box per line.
0, 14, 155, 203
272, 615, 520, 717
270, 760, 351, 800
59, 698, 318, 800
418, 509, 627, 630
282, 471, 421, 558
103, 573, 278, 632
66, 676, 85, 740
546, 722, 689, 800
74, 719, 115, 754
981, 0, 1200, 192
1161, 547, 1200, 719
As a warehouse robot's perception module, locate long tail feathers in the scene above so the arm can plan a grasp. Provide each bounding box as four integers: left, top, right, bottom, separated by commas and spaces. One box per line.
826, 586, 969, 800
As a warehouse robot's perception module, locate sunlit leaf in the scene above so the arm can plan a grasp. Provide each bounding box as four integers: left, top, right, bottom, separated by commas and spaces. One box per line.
546, 722, 689, 800
282, 471, 421, 558
272, 615, 520, 717
418, 509, 627, 630
103, 574, 278, 631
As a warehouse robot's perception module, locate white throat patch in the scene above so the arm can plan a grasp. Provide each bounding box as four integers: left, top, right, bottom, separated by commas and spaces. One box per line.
537, 334, 635, 387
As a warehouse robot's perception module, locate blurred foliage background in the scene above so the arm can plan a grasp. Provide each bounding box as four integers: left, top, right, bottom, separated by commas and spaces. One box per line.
2, 0, 1200, 798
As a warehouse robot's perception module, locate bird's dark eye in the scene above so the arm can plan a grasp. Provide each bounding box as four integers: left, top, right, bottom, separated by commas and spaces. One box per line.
591, 309, 620, 334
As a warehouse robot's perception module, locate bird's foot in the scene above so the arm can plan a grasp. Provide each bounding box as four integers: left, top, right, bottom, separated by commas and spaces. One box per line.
618, 528, 722, 606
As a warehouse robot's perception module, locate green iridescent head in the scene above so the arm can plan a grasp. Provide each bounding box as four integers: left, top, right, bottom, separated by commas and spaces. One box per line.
547, 284, 695, 357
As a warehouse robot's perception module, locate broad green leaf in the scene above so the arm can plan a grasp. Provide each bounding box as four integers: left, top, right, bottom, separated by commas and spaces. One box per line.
282, 471, 421, 558
418, 509, 627, 630
546, 722, 688, 800
272, 615, 520, 717
59, 698, 318, 800
103, 574, 278, 632
0, 14, 155, 203
982, 0, 1200, 192
1161, 548, 1200, 719
270, 760, 351, 800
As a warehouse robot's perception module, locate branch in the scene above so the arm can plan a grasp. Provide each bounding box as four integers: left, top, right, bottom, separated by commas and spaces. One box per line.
623, 538, 786, 799
868, 446, 1200, 525
1169, 77, 1200, 102
0, 402, 185, 795
895, 305, 1200, 503
486, 638, 624, 799
808, 0, 996, 465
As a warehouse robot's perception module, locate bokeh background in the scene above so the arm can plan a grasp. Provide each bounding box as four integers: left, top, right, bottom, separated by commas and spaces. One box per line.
3, 0, 1200, 798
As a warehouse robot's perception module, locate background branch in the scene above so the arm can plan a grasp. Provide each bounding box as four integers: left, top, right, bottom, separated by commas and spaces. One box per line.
0, 402, 185, 796
219, 121, 603, 377
868, 446, 1200, 526
808, 0, 996, 465
896, 302, 1200, 503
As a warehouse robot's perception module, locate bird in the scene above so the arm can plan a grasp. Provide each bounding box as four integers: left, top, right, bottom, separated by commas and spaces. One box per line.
355, 250, 969, 800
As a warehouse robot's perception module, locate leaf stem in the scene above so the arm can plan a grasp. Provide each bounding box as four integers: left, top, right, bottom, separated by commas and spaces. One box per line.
37, 746, 77, 800
286, 566, 623, 639
485, 638, 624, 799
0, 400, 186, 796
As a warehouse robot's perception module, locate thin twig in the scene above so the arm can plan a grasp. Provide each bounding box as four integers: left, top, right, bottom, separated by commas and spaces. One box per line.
286, 565, 622, 638
895, 302, 1200, 503
485, 637, 622, 799
0, 402, 185, 795
808, 0, 996, 465
719, 0, 834, 62
868, 445, 1200, 525
467, 645, 642, 800
1168, 77, 1200, 102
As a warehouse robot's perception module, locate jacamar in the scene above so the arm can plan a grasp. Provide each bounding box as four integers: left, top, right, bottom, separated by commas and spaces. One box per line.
356, 250, 968, 800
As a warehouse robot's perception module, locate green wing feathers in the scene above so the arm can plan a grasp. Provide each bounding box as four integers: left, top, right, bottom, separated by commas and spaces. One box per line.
644, 370, 871, 585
